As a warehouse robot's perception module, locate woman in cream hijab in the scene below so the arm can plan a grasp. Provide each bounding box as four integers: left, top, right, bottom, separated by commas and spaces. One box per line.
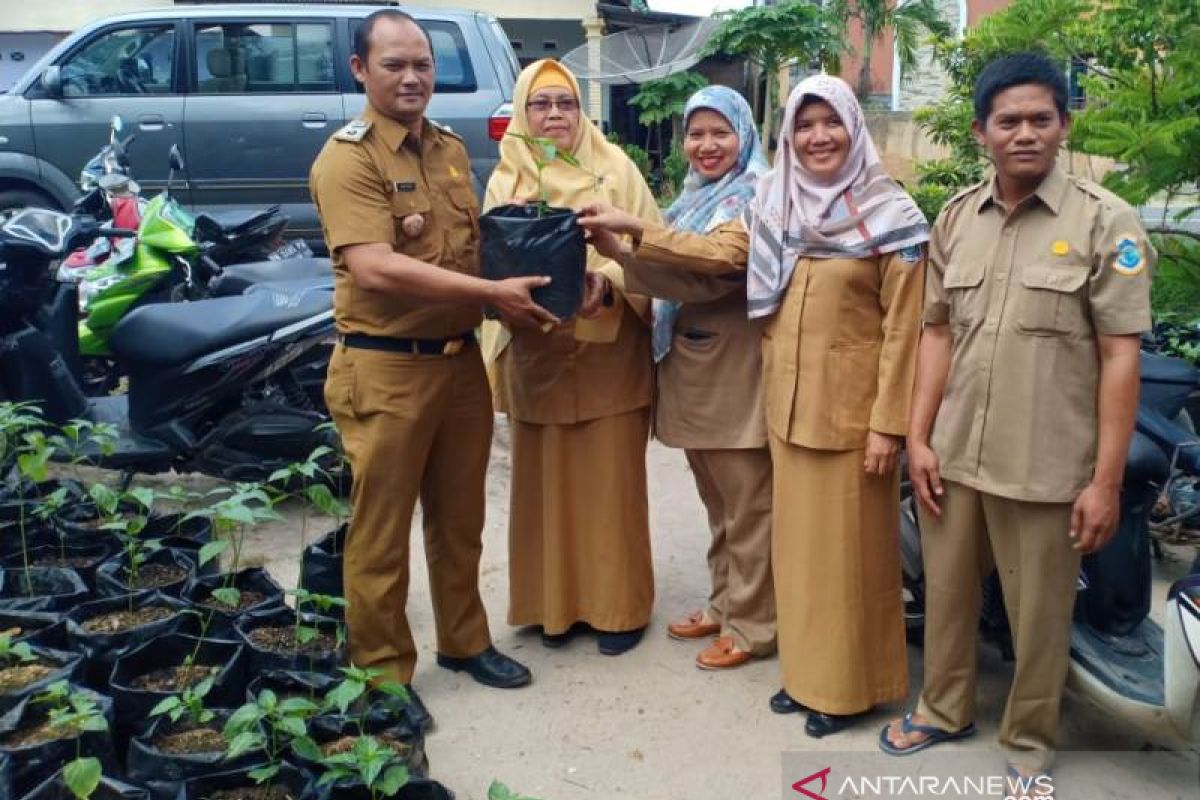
483, 59, 663, 655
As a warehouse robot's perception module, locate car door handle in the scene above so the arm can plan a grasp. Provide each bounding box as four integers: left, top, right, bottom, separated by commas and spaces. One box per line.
302, 112, 327, 129
138, 114, 166, 131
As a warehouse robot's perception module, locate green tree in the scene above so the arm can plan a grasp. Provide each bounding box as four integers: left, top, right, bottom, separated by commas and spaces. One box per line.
829, 0, 953, 103
628, 71, 707, 153
703, 1, 842, 136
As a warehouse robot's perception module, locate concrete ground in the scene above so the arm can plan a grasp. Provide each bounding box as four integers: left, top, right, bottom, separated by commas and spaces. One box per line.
234, 417, 1200, 800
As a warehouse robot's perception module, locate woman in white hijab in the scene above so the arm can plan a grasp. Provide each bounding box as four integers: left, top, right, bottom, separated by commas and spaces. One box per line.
580, 74, 928, 736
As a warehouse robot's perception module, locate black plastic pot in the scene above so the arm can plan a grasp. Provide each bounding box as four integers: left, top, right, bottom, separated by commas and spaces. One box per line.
0, 522, 63, 563
176, 762, 316, 800
66, 591, 193, 690
182, 569, 286, 640
127, 710, 262, 800
144, 514, 214, 544
0, 480, 88, 526
246, 670, 429, 736
235, 607, 346, 675
1, 541, 117, 592
321, 780, 453, 800
109, 634, 246, 746
298, 525, 346, 614
0, 646, 82, 715
20, 770, 149, 800
0, 567, 90, 613
292, 714, 426, 785
95, 548, 196, 598
480, 204, 587, 321
0, 686, 115, 798
0, 610, 67, 650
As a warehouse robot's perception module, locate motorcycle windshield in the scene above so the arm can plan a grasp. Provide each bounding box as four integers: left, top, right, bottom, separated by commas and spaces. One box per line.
139, 195, 199, 255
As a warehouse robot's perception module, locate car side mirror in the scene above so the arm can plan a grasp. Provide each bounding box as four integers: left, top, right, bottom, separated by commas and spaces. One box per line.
168, 144, 185, 172
42, 66, 63, 98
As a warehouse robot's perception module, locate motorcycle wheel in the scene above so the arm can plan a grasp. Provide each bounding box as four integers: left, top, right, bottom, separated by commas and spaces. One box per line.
81, 357, 122, 396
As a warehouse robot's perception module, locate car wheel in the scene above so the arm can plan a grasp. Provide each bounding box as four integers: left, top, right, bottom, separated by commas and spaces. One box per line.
0, 188, 61, 218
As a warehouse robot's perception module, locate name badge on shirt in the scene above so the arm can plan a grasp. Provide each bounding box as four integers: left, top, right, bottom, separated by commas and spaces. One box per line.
393, 181, 417, 193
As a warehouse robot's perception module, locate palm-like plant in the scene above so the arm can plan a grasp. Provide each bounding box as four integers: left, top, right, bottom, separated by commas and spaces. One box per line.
831, 0, 953, 103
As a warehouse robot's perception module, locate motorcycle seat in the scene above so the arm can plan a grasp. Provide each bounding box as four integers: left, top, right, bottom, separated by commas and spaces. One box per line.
195, 206, 281, 235
210, 257, 331, 297
109, 288, 331, 367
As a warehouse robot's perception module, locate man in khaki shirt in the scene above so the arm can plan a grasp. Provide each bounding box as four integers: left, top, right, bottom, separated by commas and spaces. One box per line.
881, 53, 1153, 779
309, 9, 556, 708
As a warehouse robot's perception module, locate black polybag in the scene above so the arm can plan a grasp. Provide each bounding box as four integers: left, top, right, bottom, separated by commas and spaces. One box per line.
109, 634, 246, 746
1, 541, 118, 592
127, 710, 263, 800
235, 607, 345, 674
95, 548, 197, 598
321, 780, 453, 800
175, 762, 316, 800
65, 591, 193, 689
21, 770, 148, 800
0, 610, 68, 650
0, 686, 116, 798
182, 568, 286, 640
291, 713, 427, 785
480, 204, 587, 321
299, 525, 346, 614
0, 567, 90, 613
0, 646, 83, 715
246, 669, 430, 735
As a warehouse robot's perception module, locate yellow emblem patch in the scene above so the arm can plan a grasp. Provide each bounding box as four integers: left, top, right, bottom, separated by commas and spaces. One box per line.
449, 165, 460, 179
1051, 240, 1070, 256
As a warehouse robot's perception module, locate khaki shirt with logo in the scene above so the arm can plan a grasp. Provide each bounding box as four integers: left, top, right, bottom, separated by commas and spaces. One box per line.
925, 165, 1155, 503
309, 107, 481, 339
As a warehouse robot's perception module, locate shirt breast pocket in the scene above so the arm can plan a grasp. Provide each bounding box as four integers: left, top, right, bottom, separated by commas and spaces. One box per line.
943, 261, 986, 330
1015, 265, 1089, 336
390, 190, 437, 262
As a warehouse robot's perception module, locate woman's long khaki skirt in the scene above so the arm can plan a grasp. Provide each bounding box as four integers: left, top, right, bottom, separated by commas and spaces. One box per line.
507, 407, 654, 634
771, 435, 908, 715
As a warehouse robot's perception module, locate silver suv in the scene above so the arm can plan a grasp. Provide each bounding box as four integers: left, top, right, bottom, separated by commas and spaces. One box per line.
0, 3, 519, 239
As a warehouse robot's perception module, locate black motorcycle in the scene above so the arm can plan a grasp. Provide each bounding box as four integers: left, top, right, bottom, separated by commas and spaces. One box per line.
0, 207, 338, 485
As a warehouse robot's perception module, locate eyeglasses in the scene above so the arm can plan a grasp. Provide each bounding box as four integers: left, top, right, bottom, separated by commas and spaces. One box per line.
526, 97, 580, 113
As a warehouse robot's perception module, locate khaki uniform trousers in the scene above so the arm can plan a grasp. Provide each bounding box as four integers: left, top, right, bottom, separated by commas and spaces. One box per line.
917, 479, 1081, 772
324, 343, 494, 684
685, 448, 776, 655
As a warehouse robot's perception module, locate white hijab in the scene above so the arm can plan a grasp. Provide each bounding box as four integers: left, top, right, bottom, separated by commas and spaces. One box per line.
745, 74, 929, 319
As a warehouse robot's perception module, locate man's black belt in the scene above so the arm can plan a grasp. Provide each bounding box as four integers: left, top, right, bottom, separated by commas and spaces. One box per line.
340, 332, 473, 356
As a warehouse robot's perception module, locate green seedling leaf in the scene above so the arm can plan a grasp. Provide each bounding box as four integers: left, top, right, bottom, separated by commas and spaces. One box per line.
125, 487, 156, 511
62, 757, 102, 800
149, 696, 182, 718
211, 587, 242, 609
277, 715, 308, 739
375, 681, 410, 703
324, 678, 365, 715
277, 697, 320, 716
224, 730, 264, 761
223, 703, 264, 738
248, 765, 280, 785
377, 764, 411, 797
198, 540, 229, 567
291, 735, 323, 763
294, 625, 318, 646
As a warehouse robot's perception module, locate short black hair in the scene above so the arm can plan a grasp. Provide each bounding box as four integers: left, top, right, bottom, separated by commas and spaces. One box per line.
973, 52, 1068, 123
353, 9, 434, 62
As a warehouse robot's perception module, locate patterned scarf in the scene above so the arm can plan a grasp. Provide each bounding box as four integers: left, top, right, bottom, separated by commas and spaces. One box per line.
653, 86, 768, 361
745, 74, 929, 319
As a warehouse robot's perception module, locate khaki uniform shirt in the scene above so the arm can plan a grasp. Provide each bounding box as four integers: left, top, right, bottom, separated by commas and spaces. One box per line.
623, 261, 768, 450
925, 165, 1155, 503
309, 107, 481, 339
635, 220, 926, 450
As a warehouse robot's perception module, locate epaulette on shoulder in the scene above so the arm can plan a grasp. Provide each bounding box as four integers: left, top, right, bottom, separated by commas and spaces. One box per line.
429, 118, 462, 141
333, 119, 372, 143
943, 179, 986, 210
1069, 174, 1125, 207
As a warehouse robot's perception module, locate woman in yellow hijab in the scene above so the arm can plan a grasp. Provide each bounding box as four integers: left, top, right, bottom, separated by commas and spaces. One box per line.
483, 59, 662, 655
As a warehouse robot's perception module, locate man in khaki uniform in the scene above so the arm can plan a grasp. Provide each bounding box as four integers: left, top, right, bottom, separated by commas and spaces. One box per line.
309, 9, 556, 705
881, 53, 1154, 781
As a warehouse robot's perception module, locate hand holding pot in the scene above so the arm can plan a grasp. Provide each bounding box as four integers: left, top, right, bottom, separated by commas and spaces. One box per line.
490, 275, 559, 329
577, 202, 643, 260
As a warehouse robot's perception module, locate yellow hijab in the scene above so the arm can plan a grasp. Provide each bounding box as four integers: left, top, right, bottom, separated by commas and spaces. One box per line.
481, 59, 661, 364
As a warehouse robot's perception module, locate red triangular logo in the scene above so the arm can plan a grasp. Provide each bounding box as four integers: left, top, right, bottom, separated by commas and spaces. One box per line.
792, 767, 832, 800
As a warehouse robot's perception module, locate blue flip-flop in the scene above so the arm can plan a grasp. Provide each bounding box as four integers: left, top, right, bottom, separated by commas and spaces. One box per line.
877, 713, 976, 756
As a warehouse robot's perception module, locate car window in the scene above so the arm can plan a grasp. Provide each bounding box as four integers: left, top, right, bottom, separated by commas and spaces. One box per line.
348, 19, 477, 93
60, 25, 176, 96
195, 21, 335, 93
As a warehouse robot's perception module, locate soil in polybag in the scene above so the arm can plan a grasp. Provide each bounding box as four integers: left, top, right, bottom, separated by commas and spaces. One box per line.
95, 548, 196, 598
183, 569, 285, 640
127, 710, 264, 800
65, 590, 192, 689
177, 762, 315, 800
235, 607, 345, 675
0, 686, 116, 798
0, 645, 82, 715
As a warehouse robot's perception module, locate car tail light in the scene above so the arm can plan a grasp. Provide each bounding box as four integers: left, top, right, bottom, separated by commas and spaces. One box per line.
488, 102, 513, 141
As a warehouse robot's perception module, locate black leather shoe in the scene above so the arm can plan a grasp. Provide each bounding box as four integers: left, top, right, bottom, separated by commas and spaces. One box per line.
805, 710, 868, 739
541, 622, 585, 649
596, 627, 645, 656
402, 684, 434, 733
436, 646, 531, 689
769, 689, 808, 715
